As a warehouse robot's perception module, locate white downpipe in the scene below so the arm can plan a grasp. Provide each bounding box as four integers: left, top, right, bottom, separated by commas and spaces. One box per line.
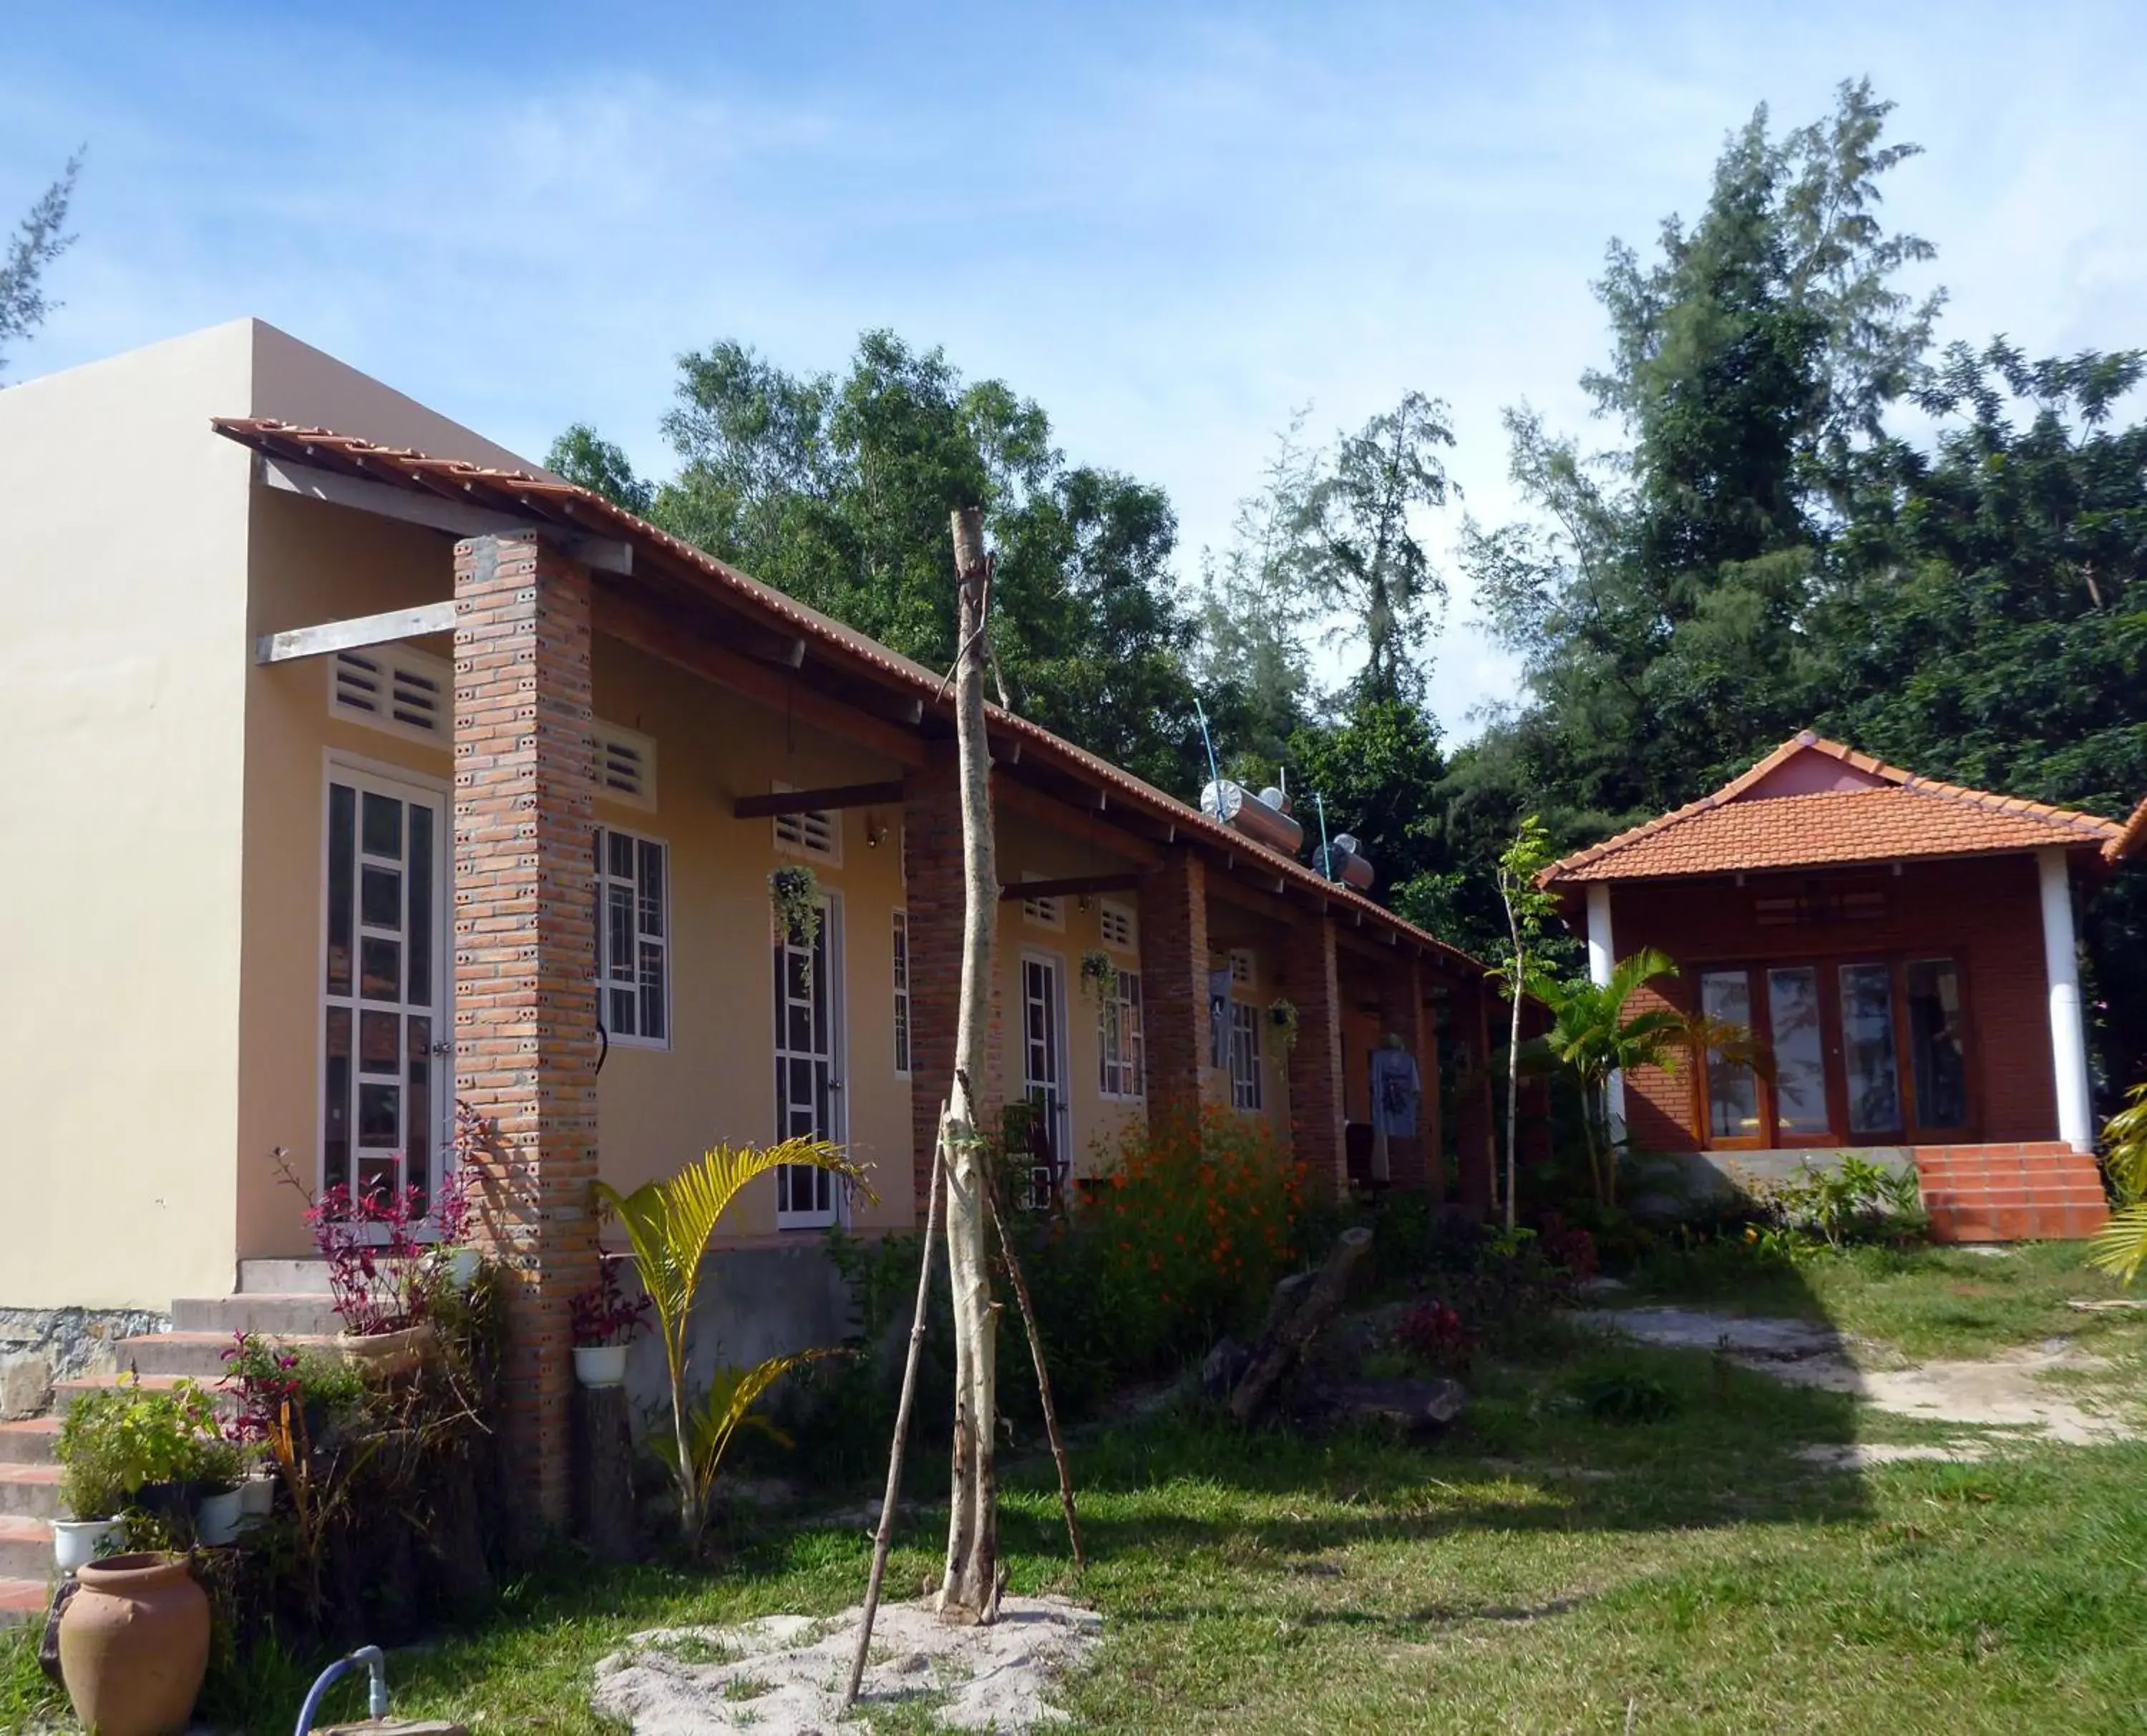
2037, 848, 2095, 1153
1585, 883, 1627, 1145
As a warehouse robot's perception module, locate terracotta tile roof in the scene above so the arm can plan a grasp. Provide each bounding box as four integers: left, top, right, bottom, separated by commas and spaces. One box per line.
210, 417, 1489, 977
1541, 732, 2123, 886
2109, 795, 2147, 864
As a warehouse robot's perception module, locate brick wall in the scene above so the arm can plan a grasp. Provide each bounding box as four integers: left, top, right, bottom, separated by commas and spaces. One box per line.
1450, 977, 1498, 1210
1608, 855, 2060, 1152
1280, 916, 1346, 1197
451, 532, 601, 1542
1137, 849, 1222, 1133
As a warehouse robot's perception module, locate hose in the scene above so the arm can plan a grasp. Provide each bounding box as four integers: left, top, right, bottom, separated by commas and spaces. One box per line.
294, 1644, 388, 1734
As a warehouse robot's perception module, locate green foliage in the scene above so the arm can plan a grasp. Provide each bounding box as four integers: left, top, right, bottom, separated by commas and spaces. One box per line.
545, 422, 654, 515
1746, 1155, 1929, 1252
597, 1136, 865, 1538
1571, 1368, 1680, 1424
57, 1375, 228, 1516
2088, 1082, 2147, 1284
663, 1350, 842, 1531
1, 150, 81, 381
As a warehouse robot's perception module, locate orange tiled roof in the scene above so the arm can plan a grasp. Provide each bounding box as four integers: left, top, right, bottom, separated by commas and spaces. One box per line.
2109, 795, 2147, 864
1542, 733, 2122, 885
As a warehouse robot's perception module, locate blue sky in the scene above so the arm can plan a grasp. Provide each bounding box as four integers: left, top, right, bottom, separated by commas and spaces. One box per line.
6, 1, 2145, 741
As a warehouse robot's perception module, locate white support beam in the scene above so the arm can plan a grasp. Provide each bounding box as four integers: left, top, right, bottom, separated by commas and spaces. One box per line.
258, 458, 633, 575
255, 601, 459, 665
2038, 847, 2096, 1152
1585, 882, 1627, 1146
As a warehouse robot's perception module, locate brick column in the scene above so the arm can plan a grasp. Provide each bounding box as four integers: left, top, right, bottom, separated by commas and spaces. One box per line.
1280, 915, 1346, 1198
902, 748, 1003, 1220
1137, 849, 1219, 1135
1378, 953, 1441, 1195
452, 532, 600, 1546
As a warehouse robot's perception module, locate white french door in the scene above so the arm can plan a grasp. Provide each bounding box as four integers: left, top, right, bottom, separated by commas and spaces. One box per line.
774, 892, 847, 1228
1021, 953, 1070, 1207
322, 766, 451, 1215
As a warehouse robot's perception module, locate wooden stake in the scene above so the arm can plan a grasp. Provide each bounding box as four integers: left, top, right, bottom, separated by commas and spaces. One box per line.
844, 1123, 949, 1709
983, 1174, 1086, 1571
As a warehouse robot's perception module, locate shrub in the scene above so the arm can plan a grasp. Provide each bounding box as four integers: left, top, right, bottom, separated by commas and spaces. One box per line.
1572, 1369, 1679, 1424
1391, 1301, 1471, 1375
57, 1377, 228, 1516
1082, 1106, 1305, 1372
1747, 1155, 1927, 1252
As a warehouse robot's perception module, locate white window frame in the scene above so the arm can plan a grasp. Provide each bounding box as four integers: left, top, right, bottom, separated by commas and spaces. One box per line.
892, 909, 912, 1078
1098, 967, 1145, 1101
771, 781, 842, 865
590, 718, 658, 812
595, 823, 671, 1051
1228, 999, 1264, 1111
774, 889, 849, 1230
327, 641, 450, 748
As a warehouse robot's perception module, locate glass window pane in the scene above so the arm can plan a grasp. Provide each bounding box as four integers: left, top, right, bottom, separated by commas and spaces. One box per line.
324, 1005, 352, 1191
356, 1154, 399, 1201
326, 784, 354, 996
609, 830, 635, 880
1767, 967, 1831, 1136
639, 941, 666, 1042
638, 839, 665, 940
1840, 963, 1902, 1133
409, 806, 433, 1008
359, 1009, 401, 1076
361, 937, 401, 1003
1701, 971, 1761, 1140
1907, 959, 1969, 1128
361, 865, 402, 930
608, 887, 636, 984
610, 985, 637, 1037
358, 1081, 400, 1144
361, 791, 402, 859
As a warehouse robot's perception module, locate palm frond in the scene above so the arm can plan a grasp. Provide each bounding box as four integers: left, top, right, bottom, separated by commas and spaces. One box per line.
2088, 1202, 2147, 1287
1602, 946, 1679, 1009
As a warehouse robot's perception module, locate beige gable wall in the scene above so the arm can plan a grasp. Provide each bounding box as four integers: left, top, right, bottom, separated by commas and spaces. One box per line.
0, 321, 258, 1308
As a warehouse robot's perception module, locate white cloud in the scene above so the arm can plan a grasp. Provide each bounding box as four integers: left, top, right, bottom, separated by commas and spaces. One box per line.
8, 0, 2146, 753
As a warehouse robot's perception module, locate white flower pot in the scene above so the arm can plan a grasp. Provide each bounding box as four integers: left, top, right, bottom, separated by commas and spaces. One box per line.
574, 1344, 629, 1388
442, 1247, 482, 1289
195, 1486, 245, 1547
237, 1475, 275, 1520
52, 1517, 124, 1572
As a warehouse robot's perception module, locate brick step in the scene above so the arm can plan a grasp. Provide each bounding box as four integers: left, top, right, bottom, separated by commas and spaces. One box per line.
114, 1330, 339, 1380
0, 1576, 48, 1629
0, 1515, 52, 1581
0, 1466, 62, 1521
173, 1292, 346, 1337
0, 1418, 59, 1466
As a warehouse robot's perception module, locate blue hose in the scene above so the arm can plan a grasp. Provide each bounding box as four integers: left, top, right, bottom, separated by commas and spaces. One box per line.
294, 1645, 388, 1733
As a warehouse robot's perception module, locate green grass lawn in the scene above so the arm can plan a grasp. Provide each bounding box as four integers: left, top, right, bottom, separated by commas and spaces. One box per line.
9, 1244, 2146, 1734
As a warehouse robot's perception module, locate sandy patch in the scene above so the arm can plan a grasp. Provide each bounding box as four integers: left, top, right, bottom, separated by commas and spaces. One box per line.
1582, 1307, 2139, 1445
592, 1596, 1104, 1735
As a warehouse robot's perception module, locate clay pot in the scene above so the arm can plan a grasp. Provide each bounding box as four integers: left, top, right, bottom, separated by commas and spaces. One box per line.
57, 1552, 210, 1736
336, 1320, 439, 1380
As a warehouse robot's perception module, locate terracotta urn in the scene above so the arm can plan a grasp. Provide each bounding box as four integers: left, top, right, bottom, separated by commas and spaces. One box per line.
57, 1552, 210, 1736
336, 1320, 439, 1380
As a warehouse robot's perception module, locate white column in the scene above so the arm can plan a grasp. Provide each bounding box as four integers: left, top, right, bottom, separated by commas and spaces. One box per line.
1585, 882, 1627, 1143
2037, 848, 2095, 1153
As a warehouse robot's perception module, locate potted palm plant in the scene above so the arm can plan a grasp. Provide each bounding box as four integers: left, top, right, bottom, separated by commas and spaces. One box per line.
569, 1259, 652, 1388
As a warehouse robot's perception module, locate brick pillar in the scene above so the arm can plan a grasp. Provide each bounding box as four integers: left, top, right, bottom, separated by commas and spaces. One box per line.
902, 747, 1003, 1220
1453, 975, 1498, 1212
452, 532, 600, 1545
1280, 915, 1346, 1198
1137, 849, 1220, 1136
1378, 953, 1441, 1195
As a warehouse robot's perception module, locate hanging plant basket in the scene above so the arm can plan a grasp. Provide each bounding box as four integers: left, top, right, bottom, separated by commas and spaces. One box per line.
1269, 997, 1301, 1053
769, 865, 822, 988
1079, 948, 1119, 1003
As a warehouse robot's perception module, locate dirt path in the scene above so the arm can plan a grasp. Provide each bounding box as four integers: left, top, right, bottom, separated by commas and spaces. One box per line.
1582, 1306, 2139, 1449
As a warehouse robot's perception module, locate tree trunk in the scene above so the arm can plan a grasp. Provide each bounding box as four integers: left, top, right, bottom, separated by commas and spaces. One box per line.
1504, 947, 1523, 1233
940, 505, 1001, 1624
1229, 1227, 1374, 1424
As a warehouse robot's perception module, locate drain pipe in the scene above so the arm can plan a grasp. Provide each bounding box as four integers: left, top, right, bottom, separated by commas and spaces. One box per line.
294, 1644, 389, 1733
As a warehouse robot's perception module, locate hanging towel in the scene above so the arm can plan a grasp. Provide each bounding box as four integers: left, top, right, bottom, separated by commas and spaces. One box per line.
1368, 1045, 1421, 1139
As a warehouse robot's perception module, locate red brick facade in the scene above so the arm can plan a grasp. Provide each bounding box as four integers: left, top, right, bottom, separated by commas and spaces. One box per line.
1280, 916, 1346, 1196
451, 532, 602, 1541
1607, 855, 2059, 1152
1450, 977, 1498, 1210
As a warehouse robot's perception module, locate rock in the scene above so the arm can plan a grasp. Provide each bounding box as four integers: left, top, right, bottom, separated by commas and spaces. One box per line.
1624, 1193, 1689, 1224
1300, 1377, 1469, 1433
1575, 1277, 1628, 1297
1201, 1337, 1250, 1398
0, 1353, 52, 1420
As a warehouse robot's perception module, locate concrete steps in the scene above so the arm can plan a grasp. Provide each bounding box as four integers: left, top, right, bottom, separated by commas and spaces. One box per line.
0, 1464, 61, 1518
112, 1329, 339, 1380
173, 1292, 345, 1337
0, 1513, 52, 1589
0, 1418, 59, 1465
